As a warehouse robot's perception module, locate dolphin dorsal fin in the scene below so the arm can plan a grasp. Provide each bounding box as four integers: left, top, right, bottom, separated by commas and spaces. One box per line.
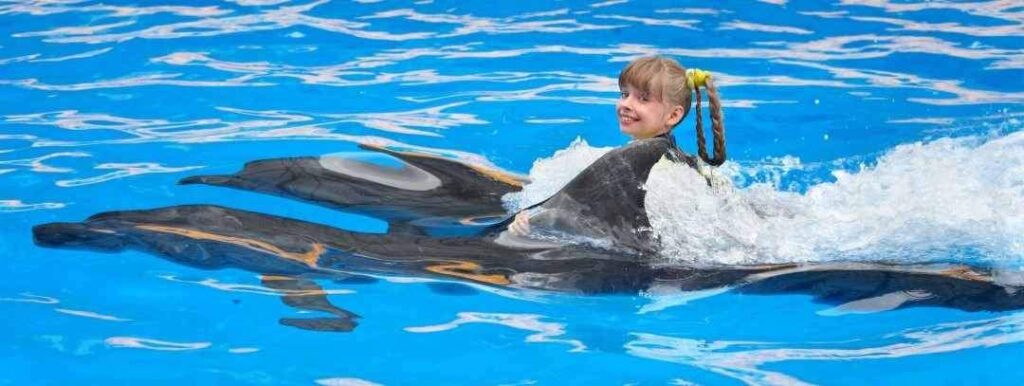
527, 137, 676, 253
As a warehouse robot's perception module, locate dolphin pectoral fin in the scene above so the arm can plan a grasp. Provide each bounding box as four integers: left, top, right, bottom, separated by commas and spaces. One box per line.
261, 275, 359, 332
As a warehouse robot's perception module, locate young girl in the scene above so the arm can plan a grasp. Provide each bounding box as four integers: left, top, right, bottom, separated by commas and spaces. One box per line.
507, 56, 726, 253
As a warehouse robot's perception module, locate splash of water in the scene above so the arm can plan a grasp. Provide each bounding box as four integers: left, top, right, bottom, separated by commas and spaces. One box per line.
502, 137, 611, 212
510, 132, 1024, 266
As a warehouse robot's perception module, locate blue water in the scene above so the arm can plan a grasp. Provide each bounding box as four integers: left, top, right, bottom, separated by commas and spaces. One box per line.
2, 0, 1023, 384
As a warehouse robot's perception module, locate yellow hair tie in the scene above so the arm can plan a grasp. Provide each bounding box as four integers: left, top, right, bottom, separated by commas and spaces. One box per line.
686, 68, 711, 89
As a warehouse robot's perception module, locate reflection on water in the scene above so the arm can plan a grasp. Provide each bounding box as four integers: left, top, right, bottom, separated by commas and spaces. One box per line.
54, 308, 131, 322
406, 312, 587, 352
314, 377, 384, 386
0, 199, 65, 212
627, 311, 1024, 385
105, 336, 211, 351
0, 293, 58, 304
55, 162, 204, 188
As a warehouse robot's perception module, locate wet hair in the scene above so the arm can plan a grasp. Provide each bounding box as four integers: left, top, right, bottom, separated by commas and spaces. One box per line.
618, 56, 726, 166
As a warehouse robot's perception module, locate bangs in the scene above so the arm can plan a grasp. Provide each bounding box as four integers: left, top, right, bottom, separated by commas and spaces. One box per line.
618, 57, 672, 101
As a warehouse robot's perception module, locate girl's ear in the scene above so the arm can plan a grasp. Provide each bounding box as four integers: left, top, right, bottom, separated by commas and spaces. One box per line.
666, 104, 685, 127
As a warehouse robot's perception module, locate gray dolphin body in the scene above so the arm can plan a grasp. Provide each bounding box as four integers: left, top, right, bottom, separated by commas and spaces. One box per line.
32, 136, 1024, 328
179, 143, 529, 233
32, 204, 1024, 312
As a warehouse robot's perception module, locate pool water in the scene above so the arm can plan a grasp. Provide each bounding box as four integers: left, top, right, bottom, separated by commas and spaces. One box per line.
2, 0, 1023, 384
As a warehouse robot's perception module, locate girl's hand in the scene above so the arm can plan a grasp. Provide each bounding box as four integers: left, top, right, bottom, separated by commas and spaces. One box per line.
508, 211, 531, 236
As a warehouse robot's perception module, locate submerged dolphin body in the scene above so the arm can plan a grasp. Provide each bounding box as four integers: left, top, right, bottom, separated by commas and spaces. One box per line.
32, 204, 1024, 313
31, 137, 1024, 331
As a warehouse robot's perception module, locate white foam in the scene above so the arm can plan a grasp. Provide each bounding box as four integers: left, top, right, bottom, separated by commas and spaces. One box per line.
511, 131, 1024, 266
502, 137, 611, 212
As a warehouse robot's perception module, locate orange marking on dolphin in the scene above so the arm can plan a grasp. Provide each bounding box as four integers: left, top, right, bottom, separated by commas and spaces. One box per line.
467, 164, 525, 188
424, 260, 511, 286
134, 224, 325, 268
939, 266, 989, 282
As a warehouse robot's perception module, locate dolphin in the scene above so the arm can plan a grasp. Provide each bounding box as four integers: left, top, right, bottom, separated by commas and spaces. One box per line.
179, 143, 528, 234
180, 137, 685, 250
32, 204, 1024, 314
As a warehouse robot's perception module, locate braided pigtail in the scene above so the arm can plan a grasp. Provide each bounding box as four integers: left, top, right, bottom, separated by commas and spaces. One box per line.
687, 69, 726, 166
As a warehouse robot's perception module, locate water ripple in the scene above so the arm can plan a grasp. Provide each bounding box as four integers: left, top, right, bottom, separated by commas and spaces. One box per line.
0, 200, 66, 212
657, 8, 730, 16
0, 73, 270, 91
592, 14, 699, 30
151, 51, 608, 88
778, 60, 1024, 105
55, 163, 204, 188
0, 151, 89, 173
405, 312, 587, 352
626, 312, 1024, 385
105, 336, 211, 351
0, 1, 231, 18
840, 0, 1024, 26
590, 0, 627, 8
360, 8, 623, 37
15, 1, 429, 44
160, 275, 355, 296
850, 15, 1024, 37
0, 293, 59, 304
54, 308, 131, 322
315, 378, 383, 386
4, 104, 484, 148
718, 20, 814, 35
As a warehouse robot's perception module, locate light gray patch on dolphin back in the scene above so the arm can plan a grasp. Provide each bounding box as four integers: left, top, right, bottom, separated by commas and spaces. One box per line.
319, 153, 442, 192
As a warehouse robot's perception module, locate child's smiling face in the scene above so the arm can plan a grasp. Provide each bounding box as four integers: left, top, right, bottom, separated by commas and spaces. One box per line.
616, 83, 683, 140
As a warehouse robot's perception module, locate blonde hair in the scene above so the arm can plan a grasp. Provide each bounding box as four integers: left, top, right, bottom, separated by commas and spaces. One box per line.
618, 56, 726, 166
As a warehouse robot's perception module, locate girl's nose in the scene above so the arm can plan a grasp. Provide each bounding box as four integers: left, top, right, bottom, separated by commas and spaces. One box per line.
617, 97, 632, 110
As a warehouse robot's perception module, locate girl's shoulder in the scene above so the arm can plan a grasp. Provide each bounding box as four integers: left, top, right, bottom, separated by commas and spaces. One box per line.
620, 134, 698, 169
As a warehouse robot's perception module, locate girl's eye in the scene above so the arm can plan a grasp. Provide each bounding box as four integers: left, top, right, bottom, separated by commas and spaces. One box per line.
619, 91, 629, 99
639, 93, 650, 102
